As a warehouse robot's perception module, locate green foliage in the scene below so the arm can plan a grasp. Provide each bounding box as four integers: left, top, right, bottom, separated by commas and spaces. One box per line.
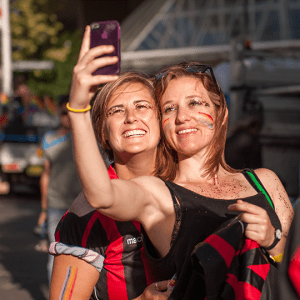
26, 30, 82, 99
11, 0, 81, 99
11, 0, 64, 60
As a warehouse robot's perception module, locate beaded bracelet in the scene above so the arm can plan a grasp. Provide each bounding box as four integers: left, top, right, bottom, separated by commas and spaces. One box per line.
66, 102, 91, 113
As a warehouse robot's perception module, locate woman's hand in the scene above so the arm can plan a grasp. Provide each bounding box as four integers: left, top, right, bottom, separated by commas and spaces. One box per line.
228, 200, 275, 248
69, 25, 119, 110
135, 280, 172, 300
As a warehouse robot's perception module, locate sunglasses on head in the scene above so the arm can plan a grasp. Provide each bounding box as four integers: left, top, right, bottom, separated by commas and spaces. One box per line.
155, 64, 220, 95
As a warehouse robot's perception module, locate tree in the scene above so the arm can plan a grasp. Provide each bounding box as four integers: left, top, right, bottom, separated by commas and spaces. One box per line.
11, 0, 64, 60
11, 0, 81, 99
26, 30, 82, 99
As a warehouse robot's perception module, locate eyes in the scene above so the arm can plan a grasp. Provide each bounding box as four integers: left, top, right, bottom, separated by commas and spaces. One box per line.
162, 99, 210, 114
106, 106, 126, 117
106, 101, 153, 117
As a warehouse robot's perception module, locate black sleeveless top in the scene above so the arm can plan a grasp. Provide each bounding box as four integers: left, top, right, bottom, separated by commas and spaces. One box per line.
141, 170, 281, 299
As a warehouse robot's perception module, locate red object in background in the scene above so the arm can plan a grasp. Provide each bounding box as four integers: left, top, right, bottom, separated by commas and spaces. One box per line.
2, 162, 21, 173
0, 114, 8, 125
288, 245, 300, 297
0, 113, 8, 133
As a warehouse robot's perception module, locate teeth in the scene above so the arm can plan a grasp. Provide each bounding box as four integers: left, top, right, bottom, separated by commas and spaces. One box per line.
123, 130, 146, 137
178, 128, 197, 135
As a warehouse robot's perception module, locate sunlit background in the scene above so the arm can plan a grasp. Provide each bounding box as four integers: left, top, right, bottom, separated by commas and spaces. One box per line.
0, 0, 299, 298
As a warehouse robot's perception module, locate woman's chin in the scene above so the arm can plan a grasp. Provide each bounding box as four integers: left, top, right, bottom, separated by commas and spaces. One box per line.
118, 145, 156, 157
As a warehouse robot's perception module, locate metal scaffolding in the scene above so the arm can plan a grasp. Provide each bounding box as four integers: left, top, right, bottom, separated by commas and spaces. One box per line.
120, 0, 300, 197
121, 0, 300, 72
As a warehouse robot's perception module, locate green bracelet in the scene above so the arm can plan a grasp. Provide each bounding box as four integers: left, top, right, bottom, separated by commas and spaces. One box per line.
41, 208, 48, 212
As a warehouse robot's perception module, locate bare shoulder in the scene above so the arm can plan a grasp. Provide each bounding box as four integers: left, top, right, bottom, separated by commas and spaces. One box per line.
254, 168, 294, 223
254, 168, 287, 201
254, 168, 282, 189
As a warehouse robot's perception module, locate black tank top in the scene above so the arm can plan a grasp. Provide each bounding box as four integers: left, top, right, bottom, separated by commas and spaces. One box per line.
141, 169, 281, 299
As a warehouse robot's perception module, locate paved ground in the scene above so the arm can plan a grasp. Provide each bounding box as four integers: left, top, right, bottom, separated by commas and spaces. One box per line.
0, 194, 49, 300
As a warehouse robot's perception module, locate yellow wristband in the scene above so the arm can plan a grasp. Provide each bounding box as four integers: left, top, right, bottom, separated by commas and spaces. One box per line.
270, 252, 284, 263
66, 102, 91, 113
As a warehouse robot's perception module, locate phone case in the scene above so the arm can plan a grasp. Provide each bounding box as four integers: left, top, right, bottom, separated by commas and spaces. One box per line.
90, 20, 121, 75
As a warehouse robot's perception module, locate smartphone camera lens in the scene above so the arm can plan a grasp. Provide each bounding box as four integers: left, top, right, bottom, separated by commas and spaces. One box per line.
91, 22, 101, 31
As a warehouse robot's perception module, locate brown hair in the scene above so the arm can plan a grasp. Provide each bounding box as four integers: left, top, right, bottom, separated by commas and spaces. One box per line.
155, 62, 238, 181
92, 70, 170, 179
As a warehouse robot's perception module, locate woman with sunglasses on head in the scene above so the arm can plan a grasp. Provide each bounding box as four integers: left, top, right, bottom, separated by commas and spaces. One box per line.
146, 62, 294, 299
66, 26, 294, 299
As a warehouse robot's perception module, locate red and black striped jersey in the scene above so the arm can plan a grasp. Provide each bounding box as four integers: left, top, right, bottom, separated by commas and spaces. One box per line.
55, 166, 156, 300
192, 216, 280, 300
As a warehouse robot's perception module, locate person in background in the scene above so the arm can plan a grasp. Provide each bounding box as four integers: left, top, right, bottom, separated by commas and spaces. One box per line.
44, 94, 58, 116
30, 95, 60, 129
14, 83, 41, 126
37, 94, 82, 284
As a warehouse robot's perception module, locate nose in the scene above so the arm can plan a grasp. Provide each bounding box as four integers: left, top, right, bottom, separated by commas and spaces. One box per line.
124, 109, 138, 124
175, 106, 190, 124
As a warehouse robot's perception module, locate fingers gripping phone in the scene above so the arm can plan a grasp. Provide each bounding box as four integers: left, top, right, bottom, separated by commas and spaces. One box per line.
90, 20, 121, 75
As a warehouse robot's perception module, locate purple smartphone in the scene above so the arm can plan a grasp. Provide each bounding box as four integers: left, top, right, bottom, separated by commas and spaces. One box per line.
90, 20, 121, 75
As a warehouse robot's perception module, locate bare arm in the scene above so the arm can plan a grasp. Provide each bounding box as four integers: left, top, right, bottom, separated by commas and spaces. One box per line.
50, 255, 171, 300
229, 168, 294, 258
255, 168, 294, 256
67, 26, 169, 224
37, 159, 50, 225
50, 254, 99, 300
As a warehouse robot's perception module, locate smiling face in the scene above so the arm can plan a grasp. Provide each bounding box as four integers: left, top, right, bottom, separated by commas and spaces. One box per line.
104, 82, 160, 157
160, 76, 216, 158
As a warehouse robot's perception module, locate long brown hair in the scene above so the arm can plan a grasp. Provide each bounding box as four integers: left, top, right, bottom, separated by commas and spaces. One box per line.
92, 70, 170, 179
155, 62, 237, 181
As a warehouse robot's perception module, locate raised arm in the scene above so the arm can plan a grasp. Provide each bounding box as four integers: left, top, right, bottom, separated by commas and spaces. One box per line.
67, 26, 167, 224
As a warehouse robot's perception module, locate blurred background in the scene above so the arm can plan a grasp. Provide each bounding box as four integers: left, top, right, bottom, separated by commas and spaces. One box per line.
0, 0, 299, 299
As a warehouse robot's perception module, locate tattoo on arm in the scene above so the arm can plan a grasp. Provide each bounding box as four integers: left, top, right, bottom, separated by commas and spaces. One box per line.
59, 266, 78, 300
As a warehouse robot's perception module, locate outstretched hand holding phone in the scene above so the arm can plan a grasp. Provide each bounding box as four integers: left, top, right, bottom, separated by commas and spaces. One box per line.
90, 20, 120, 75
68, 25, 119, 111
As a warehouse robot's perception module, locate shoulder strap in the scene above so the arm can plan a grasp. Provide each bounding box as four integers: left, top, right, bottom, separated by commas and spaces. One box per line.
243, 169, 275, 210
164, 181, 181, 207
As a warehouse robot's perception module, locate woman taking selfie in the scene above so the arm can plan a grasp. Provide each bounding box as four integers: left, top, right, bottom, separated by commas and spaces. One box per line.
58, 25, 294, 299
49, 70, 172, 299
